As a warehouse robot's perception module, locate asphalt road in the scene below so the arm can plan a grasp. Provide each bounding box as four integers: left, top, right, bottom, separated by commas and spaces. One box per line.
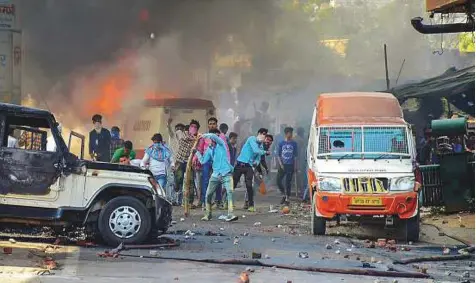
0, 186, 473, 283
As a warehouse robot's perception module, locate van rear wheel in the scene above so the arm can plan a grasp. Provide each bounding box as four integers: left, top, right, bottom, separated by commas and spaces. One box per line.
311, 193, 326, 235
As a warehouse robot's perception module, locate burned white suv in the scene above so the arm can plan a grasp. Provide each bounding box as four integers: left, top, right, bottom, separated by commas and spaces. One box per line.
0, 103, 172, 246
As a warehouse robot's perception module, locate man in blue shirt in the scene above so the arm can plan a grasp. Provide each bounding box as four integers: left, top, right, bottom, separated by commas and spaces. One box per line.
233, 128, 269, 212
277, 127, 298, 205
194, 129, 238, 222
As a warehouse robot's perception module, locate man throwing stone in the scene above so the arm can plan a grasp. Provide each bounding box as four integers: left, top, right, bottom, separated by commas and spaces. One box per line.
194, 129, 238, 222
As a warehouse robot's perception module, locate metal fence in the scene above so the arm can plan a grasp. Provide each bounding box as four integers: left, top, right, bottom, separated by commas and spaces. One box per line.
419, 165, 444, 207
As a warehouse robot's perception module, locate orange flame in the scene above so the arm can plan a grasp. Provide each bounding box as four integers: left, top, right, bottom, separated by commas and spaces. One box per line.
83, 64, 132, 119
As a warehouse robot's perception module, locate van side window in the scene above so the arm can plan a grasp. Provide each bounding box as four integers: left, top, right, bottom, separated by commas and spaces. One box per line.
2, 115, 55, 152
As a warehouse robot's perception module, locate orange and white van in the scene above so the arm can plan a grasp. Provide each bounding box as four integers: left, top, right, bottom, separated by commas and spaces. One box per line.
307, 92, 421, 241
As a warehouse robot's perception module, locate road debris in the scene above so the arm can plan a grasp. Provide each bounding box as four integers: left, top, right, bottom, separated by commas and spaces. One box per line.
362, 262, 373, 268
252, 252, 262, 259
458, 246, 475, 255
377, 239, 387, 248
298, 252, 309, 258
393, 253, 473, 264
76, 240, 97, 247
42, 257, 58, 270
282, 206, 290, 214
325, 244, 332, 249
334, 239, 340, 245
335, 250, 341, 255
268, 205, 278, 213
364, 240, 376, 248
3, 247, 12, 254
239, 272, 250, 283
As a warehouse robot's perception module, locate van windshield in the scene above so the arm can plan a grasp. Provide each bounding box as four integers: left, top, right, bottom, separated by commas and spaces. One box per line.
317, 126, 410, 159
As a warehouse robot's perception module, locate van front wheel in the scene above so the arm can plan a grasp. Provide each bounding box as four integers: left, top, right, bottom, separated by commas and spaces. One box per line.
404, 211, 420, 242
311, 194, 326, 235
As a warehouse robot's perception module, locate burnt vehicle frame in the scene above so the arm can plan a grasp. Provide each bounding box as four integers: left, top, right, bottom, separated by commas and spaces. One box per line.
0, 103, 172, 245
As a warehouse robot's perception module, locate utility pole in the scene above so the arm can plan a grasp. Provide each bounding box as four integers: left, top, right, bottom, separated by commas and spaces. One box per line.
384, 44, 390, 90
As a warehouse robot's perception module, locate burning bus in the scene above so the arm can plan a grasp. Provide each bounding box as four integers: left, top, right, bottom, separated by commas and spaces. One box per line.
123, 96, 215, 158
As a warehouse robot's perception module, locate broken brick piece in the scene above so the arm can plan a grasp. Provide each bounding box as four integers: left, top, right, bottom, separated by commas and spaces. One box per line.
377, 239, 387, 247
239, 272, 250, 283
251, 252, 262, 259
364, 241, 376, 248
43, 258, 57, 270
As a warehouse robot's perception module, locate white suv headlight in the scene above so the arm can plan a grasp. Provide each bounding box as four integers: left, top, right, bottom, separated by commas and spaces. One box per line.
318, 177, 341, 192
390, 176, 415, 191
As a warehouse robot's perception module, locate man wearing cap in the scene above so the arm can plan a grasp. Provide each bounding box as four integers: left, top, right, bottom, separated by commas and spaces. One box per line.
88, 114, 111, 162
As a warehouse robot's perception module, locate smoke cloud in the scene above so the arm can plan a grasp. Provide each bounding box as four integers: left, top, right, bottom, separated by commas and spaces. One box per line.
17, 0, 474, 136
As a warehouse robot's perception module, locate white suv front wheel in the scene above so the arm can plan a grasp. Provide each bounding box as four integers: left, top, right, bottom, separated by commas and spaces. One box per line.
98, 196, 152, 246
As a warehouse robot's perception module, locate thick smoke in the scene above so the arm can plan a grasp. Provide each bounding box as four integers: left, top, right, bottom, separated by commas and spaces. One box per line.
18, 0, 473, 136
19, 0, 278, 128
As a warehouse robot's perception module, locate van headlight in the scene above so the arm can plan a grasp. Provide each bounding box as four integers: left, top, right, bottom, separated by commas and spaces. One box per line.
390, 176, 415, 191
148, 177, 166, 197
318, 177, 341, 192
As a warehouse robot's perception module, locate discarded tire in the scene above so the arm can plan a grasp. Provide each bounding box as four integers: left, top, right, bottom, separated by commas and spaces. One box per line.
98, 196, 152, 246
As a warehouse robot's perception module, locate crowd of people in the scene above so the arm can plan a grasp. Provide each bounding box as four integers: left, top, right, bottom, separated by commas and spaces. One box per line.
86, 113, 309, 222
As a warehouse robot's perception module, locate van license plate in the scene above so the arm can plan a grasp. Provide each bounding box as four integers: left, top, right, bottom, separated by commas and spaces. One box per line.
351, 197, 382, 206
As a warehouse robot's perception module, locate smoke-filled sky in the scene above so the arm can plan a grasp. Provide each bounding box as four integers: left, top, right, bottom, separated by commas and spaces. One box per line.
17, 0, 474, 132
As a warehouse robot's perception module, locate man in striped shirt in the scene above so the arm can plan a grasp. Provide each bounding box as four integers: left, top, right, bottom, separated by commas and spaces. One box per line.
174, 119, 200, 206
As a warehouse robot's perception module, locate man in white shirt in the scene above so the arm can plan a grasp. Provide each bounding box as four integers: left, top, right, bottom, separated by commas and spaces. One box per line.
7, 128, 18, 148
47, 124, 62, 152
140, 134, 175, 200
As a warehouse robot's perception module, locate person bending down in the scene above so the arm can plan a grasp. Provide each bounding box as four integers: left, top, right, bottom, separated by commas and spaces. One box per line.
233, 128, 268, 212
193, 129, 238, 222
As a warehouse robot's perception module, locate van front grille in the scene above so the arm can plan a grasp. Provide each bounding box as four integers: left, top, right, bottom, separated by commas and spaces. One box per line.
342, 178, 388, 193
